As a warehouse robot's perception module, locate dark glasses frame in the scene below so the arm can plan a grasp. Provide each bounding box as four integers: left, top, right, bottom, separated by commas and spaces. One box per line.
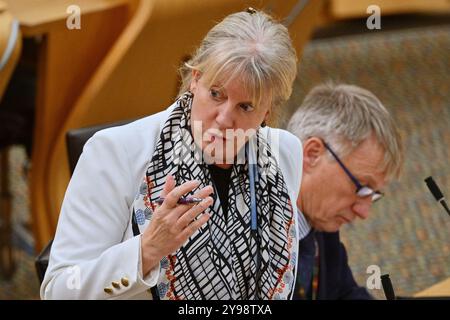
323, 141, 384, 202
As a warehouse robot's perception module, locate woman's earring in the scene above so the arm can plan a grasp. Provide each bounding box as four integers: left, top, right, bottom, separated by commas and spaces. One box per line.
260, 121, 266, 128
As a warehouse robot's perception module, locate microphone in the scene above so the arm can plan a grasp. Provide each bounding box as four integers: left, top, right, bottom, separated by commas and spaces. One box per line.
424, 176, 450, 216
381, 274, 396, 300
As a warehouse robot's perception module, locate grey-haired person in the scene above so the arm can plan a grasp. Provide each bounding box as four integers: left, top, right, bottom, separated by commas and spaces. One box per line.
287, 82, 403, 299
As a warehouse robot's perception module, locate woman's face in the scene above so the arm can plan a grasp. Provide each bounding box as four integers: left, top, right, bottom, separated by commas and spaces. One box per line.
189, 71, 270, 168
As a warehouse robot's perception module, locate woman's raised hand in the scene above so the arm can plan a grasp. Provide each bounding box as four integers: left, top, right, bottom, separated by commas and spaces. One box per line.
141, 175, 214, 276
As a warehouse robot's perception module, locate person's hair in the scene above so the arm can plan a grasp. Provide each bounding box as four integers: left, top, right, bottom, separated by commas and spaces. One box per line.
287, 82, 403, 179
178, 9, 298, 125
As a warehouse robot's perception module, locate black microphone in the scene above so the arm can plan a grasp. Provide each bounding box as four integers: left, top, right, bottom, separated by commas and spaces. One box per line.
424, 176, 450, 216
381, 274, 396, 300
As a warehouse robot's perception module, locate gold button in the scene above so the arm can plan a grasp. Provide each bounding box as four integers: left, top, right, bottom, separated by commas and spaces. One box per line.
121, 277, 129, 287
104, 287, 113, 294
112, 281, 120, 289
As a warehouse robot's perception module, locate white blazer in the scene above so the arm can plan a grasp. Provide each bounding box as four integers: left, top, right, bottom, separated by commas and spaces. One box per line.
41, 105, 304, 299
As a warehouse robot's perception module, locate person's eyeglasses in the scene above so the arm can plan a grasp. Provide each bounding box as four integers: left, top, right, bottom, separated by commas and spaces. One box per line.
323, 141, 384, 202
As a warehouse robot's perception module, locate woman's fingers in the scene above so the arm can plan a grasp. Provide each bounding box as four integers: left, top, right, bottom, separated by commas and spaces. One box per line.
141, 183, 213, 270
160, 175, 176, 198
192, 185, 214, 199
170, 184, 214, 211
178, 213, 211, 242
159, 177, 213, 210
162, 179, 201, 208
176, 196, 213, 231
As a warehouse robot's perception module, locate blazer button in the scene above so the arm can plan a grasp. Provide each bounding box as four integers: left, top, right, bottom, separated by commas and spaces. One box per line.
112, 281, 120, 289
121, 277, 129, 287
104, 287, 113, 294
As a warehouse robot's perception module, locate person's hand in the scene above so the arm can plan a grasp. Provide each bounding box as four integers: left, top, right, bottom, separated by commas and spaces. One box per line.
141, 175, 214, 276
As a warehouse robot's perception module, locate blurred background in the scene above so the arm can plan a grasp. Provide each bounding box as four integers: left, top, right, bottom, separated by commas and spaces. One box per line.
0, 0, 449, 299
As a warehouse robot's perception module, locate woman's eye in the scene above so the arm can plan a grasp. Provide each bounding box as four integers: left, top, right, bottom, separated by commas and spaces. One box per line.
210, 89, 221, 99
240, 103, 254, 112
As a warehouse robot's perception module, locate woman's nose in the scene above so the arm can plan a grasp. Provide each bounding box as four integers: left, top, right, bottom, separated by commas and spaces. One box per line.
215, 102, 235, 129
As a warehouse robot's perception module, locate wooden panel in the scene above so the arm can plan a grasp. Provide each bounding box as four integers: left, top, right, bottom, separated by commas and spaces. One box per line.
0, 9, 22, 99
0, 1, 7, 12
415, 277, 450, 298
28, 4, 131, 250
330, 0, 450, 20
4, 0, 129, 36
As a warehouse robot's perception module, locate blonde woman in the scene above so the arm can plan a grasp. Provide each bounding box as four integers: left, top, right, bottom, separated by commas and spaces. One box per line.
42, 9, 308, 300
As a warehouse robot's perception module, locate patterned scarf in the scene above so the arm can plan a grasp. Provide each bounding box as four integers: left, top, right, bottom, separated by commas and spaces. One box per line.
132, 92, 298, 299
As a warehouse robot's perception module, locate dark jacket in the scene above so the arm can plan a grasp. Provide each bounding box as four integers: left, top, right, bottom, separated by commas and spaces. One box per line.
297, 230, 373, 300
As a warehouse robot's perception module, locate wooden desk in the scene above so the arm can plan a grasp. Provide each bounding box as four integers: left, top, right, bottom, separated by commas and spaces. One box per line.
415, 277, 450, 298
4, 0, 133, 250
5, 0, 131, 36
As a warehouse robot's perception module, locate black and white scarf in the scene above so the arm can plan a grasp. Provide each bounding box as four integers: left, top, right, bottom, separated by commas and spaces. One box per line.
132, 92, 298, 299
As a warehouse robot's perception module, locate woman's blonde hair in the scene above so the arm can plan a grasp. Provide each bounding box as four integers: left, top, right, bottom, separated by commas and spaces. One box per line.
178, 9, 298, 125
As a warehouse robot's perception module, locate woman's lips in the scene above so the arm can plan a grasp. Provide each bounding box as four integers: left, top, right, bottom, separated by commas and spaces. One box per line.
210, 134, 226, 142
